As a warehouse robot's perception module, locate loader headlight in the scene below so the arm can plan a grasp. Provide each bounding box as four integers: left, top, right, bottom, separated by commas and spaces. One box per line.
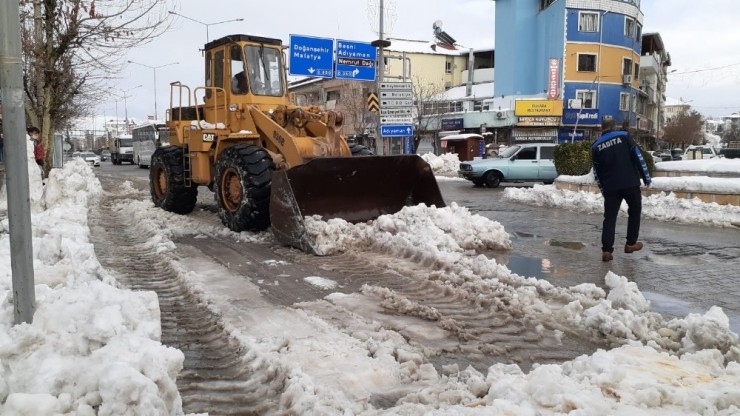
228, 104, 238, 112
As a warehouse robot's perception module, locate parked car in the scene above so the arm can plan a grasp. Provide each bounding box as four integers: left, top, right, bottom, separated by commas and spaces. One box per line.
458, 143, 557, 188
100, 150, 111, 161
683, 145, 721, 160
75, 151, 101, 167
719, 148, 740, 159
671, 148, 684, 161
649, 151, 670, 163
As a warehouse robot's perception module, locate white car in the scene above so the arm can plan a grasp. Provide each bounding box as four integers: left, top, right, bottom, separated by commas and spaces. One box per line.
76, 151, 101, 167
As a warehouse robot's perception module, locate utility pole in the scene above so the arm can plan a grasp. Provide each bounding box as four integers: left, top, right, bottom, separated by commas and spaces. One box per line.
0, 0, 36, 324
371, 0, 391, 155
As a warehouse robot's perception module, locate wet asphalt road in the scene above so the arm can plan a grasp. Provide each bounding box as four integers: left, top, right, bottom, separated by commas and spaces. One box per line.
439, 179, 740, 332
92, 161, 740, 332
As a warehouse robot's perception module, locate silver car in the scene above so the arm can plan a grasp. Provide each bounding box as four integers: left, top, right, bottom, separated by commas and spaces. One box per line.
77, 151, 101, 167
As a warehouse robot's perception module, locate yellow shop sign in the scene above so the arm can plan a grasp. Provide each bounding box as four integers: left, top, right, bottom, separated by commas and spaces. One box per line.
514, 100, 563, 117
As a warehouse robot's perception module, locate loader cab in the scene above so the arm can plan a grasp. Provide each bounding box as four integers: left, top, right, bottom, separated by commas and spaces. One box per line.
203, 34, 287, 125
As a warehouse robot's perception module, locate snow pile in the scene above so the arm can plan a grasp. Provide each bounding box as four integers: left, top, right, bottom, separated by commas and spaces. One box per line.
0, 160, 184, 414
421, 152, 461, 176
0, 137, 45, 212
304, 202, 512, 256
504, 184, 740, 227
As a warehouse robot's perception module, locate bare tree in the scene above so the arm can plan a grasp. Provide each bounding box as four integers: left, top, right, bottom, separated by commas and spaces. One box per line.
410, 75, 447, 152
335, 81, 375, 137
20, 0, 173, 174
663, 109, 704, 149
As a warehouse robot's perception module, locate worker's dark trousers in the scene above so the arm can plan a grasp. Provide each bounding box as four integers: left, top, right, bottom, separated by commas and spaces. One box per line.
601, 186, 642, 252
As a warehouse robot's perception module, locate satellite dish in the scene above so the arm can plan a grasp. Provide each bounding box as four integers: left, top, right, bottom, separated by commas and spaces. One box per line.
63, 142, 72, 151
433, 20, 443, 30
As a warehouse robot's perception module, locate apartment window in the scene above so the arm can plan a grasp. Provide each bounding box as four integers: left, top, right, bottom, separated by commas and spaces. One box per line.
576, 90, 596, 109
622, 58, 633, 75
577, 53, 597, 72
625, 17, 635, 37
635, 24, 642, 41
540, 0, 556, 10
474, 100, 483, 111
445, 60, 453, 74
634, 63, 640, 78
620, 93, 630, 111
579, 12, 599, 32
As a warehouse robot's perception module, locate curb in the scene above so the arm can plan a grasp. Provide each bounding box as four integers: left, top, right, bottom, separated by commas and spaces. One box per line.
554, 181, 740, 207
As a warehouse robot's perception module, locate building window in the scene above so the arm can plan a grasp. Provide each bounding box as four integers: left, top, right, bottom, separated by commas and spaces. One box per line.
636, 24, 642, 41
326, 90, 341, 101
634, 63, 640, 78
579, 12, 599, 32
620, 93, 630, 111
576, 90, 596, 109
622, 58, 633, 75
445, 60, 453, 74
624, 17, 635, 37
540, 0, 556, 10
474, 100, 482, 111
577, 53, 597, 72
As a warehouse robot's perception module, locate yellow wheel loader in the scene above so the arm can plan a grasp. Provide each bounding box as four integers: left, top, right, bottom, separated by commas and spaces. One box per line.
150, 34, 444, 253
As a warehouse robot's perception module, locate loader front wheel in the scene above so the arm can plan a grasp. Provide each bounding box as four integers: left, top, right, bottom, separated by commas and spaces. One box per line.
215, 145, 274, 232
150, 146, 198, 214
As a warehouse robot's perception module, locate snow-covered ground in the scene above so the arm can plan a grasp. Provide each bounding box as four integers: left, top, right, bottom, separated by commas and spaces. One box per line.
421, 153, 740, 227
1, 151, 739, 414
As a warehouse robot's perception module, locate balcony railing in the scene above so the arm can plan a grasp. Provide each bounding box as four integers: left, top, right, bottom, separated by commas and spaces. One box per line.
460, 68, 494, 85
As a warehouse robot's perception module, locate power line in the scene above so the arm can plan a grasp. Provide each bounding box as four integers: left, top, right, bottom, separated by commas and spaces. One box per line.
671, 62, 740, 75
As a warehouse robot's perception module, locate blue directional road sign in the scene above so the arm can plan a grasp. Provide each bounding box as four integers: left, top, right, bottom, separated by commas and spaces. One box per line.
289, 34, 334, 78
381, 125, 414, 138
335, 39, 377, 82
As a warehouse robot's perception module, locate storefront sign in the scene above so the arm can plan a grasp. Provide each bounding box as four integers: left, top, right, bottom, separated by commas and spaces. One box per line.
562, 109, 600, 126
515, 100, 563, 117
517, 116, 561, 127
512, 128, 558, 143
441, 118, 464, 131
558, 129, 586, 143
547, 58, 559, 100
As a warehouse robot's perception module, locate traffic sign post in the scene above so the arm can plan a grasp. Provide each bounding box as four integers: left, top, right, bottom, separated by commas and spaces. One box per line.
381, 125, 414, 137
289, 34, 334, 78
380, 107, 412, 117
380, 116, 413, 125
336, 39, 377, 82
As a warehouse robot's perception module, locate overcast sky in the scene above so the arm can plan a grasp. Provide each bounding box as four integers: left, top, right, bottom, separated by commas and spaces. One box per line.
102, 0, 740, 127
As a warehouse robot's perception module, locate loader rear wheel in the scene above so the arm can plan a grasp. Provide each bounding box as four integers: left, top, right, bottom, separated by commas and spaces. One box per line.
150, 146, 198, 214
215, 145, 274, 232
349, 143, 374, 156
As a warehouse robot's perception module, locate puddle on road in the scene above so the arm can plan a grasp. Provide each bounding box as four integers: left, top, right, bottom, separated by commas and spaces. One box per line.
505, 253, 555, 280
646, 254, 706, 266
546, 240, 586, 250
642, 291, 740, 334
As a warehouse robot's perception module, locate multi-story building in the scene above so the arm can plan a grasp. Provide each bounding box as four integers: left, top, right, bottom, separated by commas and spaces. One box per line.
639, 32, 671, 141
493, 0, 664, 144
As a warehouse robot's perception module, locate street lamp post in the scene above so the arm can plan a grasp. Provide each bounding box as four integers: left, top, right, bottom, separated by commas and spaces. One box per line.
168, 11, 244, 43
127, 61, 178, 121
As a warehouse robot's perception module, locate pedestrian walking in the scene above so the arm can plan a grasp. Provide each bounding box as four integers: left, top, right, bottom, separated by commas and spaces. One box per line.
27, 126, 44, 166
591, 119, 652, 262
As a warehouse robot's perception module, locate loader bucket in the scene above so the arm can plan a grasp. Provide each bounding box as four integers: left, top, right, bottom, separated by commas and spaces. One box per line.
270, 155, 445, 254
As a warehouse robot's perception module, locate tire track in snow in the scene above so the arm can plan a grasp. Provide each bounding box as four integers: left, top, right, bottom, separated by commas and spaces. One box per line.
89, 181, 287, 415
